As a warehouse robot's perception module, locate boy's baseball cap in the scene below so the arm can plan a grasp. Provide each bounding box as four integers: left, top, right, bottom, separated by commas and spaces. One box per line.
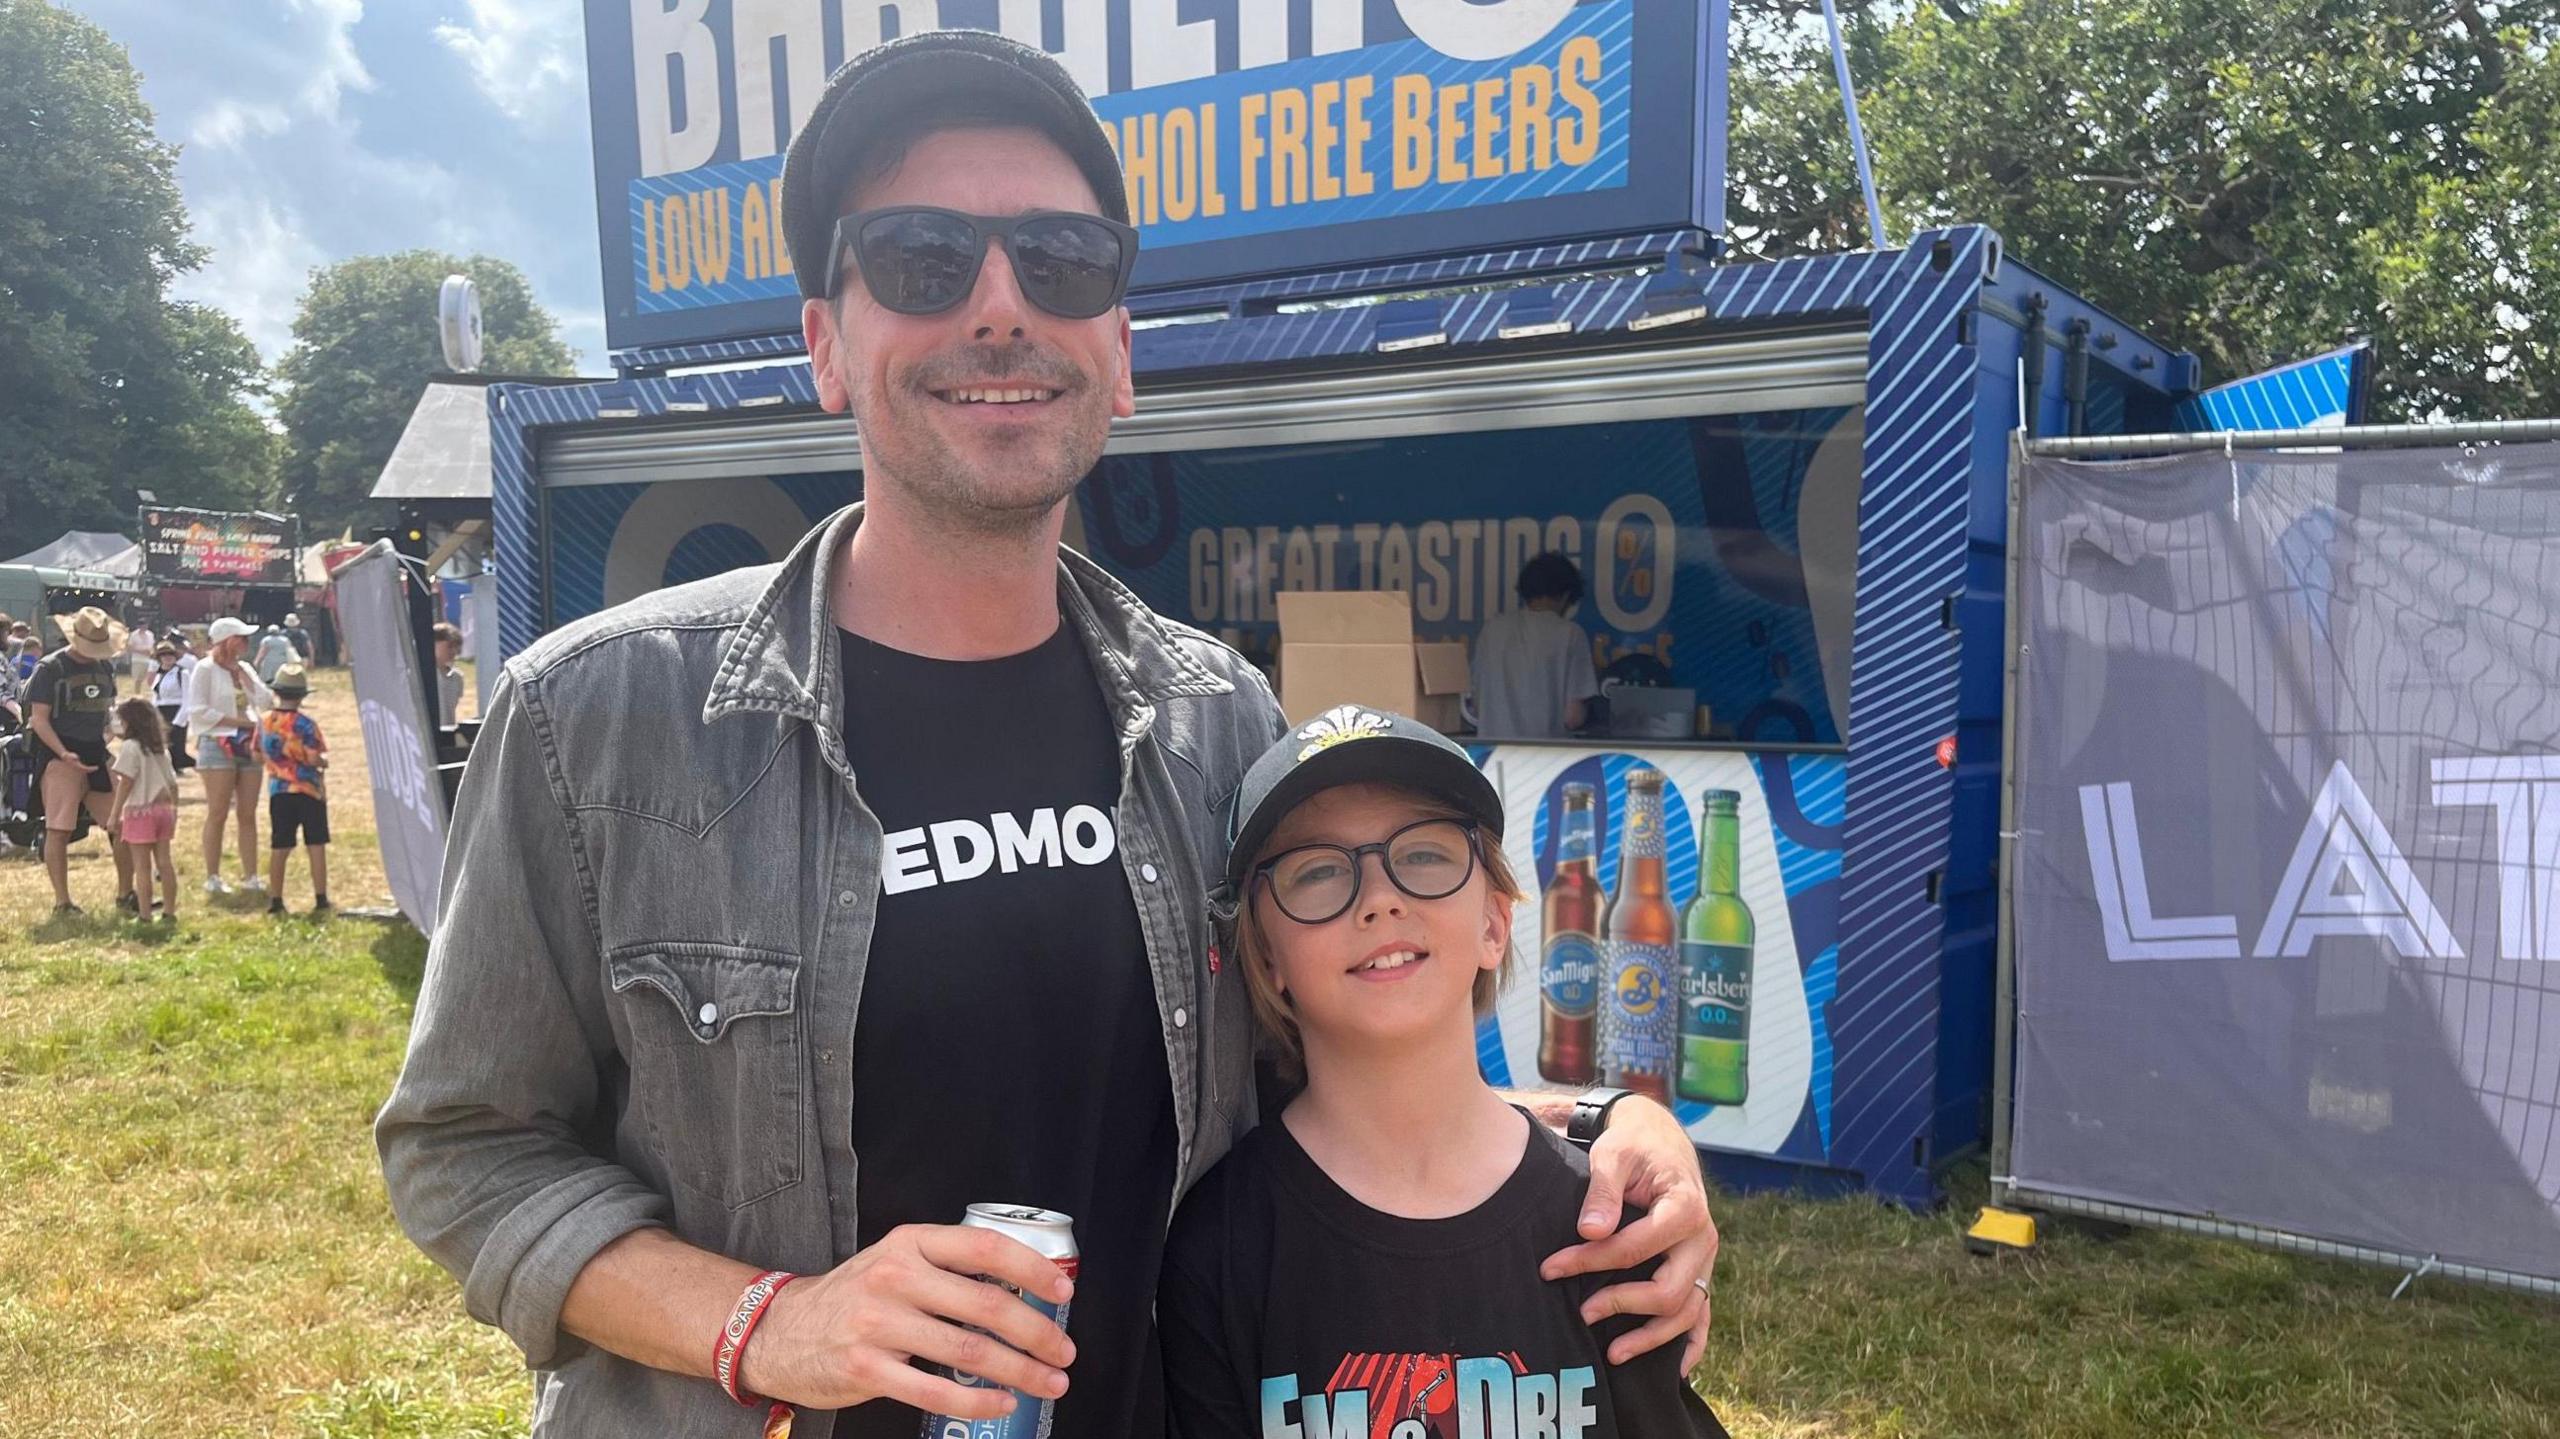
780, 28, 1131, 302
1226, 705, 1504, 893
272, 663, 310, 697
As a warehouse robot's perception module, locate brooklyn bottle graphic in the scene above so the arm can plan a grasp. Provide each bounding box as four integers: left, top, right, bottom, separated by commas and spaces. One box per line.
1679, 789, 1754, 1105
1538, 783, 1603, 1084
1597, 768, 1678, 1103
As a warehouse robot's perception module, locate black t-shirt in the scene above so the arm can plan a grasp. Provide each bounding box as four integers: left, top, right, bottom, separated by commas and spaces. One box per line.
24, 650, 117, 754
835, 624, 1177, 1439
1161, 1113, 1729, 1439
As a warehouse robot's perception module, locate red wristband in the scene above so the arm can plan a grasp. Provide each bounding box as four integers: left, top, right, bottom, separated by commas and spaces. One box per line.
714, 1269, 797, 1408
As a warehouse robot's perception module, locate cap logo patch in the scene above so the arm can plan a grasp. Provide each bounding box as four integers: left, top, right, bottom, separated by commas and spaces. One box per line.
1295, 705, 1393, 760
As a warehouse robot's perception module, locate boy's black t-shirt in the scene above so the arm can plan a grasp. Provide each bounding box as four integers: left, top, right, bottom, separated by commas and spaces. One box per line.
834, 624, 1176, 1439
1160, 1113, 1729, 1439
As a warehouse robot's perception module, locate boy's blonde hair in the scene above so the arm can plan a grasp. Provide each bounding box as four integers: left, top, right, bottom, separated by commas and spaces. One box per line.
1232, 788, 1522, 1080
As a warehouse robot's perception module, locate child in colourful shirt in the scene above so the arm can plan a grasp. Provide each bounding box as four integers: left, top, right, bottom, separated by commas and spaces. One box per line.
257, 663, 331, 916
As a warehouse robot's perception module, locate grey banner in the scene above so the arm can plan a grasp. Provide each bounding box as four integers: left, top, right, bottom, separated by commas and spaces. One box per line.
335, 542, 448, 934
2010, 442, 2560, 1284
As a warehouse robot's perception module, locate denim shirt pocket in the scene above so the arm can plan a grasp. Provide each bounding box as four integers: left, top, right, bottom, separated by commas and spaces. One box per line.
605, 942, 807, 1210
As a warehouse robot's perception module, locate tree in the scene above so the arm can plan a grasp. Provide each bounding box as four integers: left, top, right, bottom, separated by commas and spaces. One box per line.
273, 252, 576, 538
1723, 0, 2559, 420
0, 0, 276, 558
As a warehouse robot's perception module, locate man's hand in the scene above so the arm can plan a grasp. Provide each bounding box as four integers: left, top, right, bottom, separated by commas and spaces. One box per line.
744, 1223, 1077, 1418
1539, 1096, 1719, 1369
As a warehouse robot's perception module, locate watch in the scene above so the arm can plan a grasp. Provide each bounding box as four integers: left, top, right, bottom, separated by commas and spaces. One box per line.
1565, 1087, 1634, 1150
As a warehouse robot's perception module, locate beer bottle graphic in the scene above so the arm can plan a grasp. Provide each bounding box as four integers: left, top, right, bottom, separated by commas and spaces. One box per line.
1597, 768, 1678, 1103
1538, 783, 1603, 1084
1679, 789, 1754, 1105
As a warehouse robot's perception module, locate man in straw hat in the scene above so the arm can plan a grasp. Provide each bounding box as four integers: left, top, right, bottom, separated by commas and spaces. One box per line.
27, 607, 137, 914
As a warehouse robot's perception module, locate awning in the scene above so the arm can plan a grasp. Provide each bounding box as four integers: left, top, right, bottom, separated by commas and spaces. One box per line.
372, 381, 493, 502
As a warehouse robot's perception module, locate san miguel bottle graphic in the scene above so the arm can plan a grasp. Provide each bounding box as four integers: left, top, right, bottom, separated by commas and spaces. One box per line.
1597, 768, 1678, 1103
1679, 789, 1754, 1105
1538, 783, 1603, 1084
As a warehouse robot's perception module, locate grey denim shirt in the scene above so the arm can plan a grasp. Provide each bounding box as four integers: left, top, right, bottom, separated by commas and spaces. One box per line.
376, 503, 1287, 1436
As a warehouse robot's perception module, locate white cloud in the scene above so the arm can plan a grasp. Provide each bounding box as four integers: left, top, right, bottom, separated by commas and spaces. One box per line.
185, 0, 374, 150
434, 0, 585, 128
171, 195, 331, 363
191, 100, 291, 149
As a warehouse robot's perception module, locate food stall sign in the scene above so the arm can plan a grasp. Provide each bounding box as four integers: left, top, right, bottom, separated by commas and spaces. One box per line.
585, 0, 1727, 354
138, 508, 302, 588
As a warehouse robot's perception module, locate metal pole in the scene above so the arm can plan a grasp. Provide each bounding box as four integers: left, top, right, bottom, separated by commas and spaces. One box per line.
1820, 0, 1888, 250
1989, 431, 2030, 1205
2026, 416, 2560, 457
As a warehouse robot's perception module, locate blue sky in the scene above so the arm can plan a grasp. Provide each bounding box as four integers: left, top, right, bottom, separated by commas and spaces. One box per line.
64, 0, 611, 373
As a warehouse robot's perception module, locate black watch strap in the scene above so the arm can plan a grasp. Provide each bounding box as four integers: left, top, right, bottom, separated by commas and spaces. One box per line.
1565, 1087, 1633, 1150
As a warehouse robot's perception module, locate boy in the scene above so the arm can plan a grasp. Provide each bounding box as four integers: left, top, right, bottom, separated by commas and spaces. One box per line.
257, 663, 331, 915
1161, 707, 1728, 1439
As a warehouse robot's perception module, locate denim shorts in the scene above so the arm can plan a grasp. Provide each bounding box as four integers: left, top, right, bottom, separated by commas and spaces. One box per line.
194, 730, 262, 772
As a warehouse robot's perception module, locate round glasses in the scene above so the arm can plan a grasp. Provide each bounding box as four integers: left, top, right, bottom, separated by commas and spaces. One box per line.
1253, 818, 1481, 925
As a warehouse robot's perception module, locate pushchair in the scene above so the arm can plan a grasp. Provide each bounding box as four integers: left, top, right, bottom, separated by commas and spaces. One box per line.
0, 711, 95, 853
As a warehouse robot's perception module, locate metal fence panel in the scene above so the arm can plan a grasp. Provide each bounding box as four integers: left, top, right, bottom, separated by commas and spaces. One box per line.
2006, 439, 2560, 1287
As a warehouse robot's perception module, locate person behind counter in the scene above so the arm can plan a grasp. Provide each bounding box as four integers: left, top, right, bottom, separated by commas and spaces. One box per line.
1468, 551, 1604, 739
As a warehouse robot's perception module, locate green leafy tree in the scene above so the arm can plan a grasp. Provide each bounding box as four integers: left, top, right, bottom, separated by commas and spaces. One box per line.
0, 0, 275, 558
1725, 0, 2558, 419
273, 252, 575, 537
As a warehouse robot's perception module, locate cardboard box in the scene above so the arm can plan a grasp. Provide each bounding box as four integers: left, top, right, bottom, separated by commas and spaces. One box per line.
1413, 641, 1472, 733
1274, 591, 1472, 734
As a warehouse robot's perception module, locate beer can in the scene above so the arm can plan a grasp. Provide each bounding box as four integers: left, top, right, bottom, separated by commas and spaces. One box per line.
919, 1204, 1078, 1439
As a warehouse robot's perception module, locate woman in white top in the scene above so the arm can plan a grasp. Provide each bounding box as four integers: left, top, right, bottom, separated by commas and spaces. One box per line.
149, 642, 197, 770
185, 616, 274, 894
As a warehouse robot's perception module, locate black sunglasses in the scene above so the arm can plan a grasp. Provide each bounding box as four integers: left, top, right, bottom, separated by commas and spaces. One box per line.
826, 207, 1139, 320
1253, 818, 1483, 926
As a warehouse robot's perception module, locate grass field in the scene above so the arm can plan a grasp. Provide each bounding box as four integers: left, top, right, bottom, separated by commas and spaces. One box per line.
3, 665, 2557, 1436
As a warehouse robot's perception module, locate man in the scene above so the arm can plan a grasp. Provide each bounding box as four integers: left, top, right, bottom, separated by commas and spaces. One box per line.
25, 608, 136, 914
284, 611, 316, 667
379, 31, 1715, 1439
431, 622, 465, 728
1470, 552, 1605, 738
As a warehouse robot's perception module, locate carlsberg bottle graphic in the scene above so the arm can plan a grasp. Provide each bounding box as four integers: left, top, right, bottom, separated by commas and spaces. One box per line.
1678, 789, 1754, 1105
1538, 783, 1603, 1084
1597, 768, 1678, 1103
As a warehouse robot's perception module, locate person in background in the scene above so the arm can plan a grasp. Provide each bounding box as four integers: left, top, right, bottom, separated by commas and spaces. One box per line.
108, 696, 182, 923
432, 622, 465, 728
26, 608, 137, 915
1468, 552, 1604, 739
186, 616, 272, 894
9, 621, 38, 682
124, 615, 157, 695
258, 663, 329, 916
284, 611, 315, 667
151, 642, 197, 771
254, 623, 298, 684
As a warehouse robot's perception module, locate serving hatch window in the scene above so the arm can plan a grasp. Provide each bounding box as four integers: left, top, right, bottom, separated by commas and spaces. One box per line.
1072, 403, 1864, 745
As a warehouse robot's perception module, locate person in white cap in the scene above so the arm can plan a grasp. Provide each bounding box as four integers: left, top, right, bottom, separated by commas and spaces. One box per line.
26, 607, 137, 913
184, 616, 273, 893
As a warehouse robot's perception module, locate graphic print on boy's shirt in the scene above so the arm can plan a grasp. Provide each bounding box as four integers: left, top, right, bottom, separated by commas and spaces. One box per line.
1260, 1350, 1613, 1439
1160, 1118, 1729, 1439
